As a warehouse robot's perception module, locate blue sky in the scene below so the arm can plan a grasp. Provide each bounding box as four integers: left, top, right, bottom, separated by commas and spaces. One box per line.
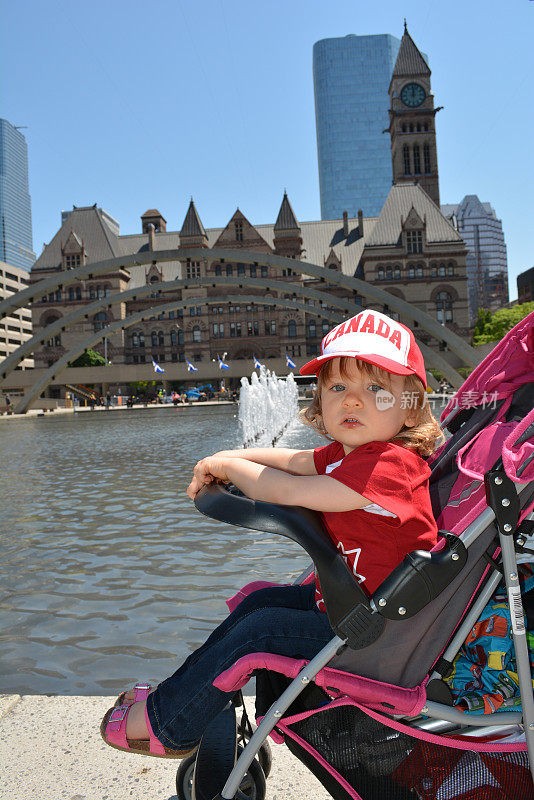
2, 0, 532, 299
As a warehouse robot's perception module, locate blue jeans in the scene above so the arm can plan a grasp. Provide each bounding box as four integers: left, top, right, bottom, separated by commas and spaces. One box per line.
146, 583, 334, 749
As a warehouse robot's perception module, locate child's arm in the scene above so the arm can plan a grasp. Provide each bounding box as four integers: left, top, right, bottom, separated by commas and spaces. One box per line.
187, 456, 369, 513
211, 448, 317, 475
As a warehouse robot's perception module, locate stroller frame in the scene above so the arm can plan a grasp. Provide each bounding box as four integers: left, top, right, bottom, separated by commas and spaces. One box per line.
194, 471, 534, 800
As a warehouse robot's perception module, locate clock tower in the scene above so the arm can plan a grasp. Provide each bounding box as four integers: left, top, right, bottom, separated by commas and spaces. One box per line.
387, 24, 441, 206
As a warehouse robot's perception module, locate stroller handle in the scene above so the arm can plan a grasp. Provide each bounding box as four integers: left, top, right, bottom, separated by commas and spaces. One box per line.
194, 483, 385, 649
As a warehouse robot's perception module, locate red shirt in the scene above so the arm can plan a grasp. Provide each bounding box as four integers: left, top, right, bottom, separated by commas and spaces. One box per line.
313, 440, 437, 608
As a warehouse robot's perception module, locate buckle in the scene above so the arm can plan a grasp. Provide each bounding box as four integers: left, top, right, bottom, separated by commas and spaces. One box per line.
109, 704, 129, 723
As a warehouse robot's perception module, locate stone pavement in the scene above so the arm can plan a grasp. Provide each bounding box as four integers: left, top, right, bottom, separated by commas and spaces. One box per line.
0, 694, 330, 800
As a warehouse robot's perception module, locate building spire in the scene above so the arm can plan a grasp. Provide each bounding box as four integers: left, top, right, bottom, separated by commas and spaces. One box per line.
392, 25, 431, 78
180, 198, 207, 238
274, 191, 300, 232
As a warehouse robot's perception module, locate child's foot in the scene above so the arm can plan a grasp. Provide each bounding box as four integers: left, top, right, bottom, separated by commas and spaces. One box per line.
114, 682, 157, 708
100, 699, 197, 759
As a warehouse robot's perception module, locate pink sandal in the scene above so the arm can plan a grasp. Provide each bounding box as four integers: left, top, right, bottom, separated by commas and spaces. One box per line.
114, 682, 155, 708
100, 703, 196, 759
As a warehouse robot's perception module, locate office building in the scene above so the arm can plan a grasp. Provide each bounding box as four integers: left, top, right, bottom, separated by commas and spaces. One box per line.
0, 260, 33, 369
517, 267, 533, 305
0, 119, 35, 271
442, 195, 508, 322
314, 33, 423, 219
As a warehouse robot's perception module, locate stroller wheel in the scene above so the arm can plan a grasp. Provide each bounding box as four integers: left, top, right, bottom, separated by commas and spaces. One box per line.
176, 753, 196, 800
233, 746, 266, 800
175, 747, 266, 800
257, 741, 272, 778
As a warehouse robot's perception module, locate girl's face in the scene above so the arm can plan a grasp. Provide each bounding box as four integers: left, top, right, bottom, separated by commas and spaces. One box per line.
320, 359, 417, 455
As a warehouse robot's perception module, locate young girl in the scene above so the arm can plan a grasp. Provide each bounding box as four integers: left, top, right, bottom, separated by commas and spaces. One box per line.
101, 310, 443, 758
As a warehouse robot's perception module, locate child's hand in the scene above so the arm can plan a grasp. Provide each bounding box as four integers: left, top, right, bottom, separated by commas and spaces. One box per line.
187, 457, 231, 500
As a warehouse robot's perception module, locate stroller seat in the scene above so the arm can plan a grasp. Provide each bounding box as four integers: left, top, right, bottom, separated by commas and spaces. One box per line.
185, 312, 534, 800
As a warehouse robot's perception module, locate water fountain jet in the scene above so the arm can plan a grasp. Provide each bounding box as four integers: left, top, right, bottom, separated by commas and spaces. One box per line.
238, 367, 299, 448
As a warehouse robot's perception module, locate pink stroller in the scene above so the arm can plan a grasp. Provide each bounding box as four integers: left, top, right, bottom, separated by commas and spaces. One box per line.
180, 312, 534, 800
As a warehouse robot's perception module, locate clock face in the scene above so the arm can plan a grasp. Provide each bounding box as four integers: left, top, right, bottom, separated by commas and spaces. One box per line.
400, 83, 426, 107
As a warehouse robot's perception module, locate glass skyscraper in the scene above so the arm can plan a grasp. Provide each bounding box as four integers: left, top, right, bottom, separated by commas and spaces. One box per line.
442, 195, 509, 323
314, 33, 410, 220
0, 119, 35, 271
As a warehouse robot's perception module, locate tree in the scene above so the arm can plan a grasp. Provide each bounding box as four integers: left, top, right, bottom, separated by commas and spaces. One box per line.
69, 348, 106, 367
472, 303, 534, 346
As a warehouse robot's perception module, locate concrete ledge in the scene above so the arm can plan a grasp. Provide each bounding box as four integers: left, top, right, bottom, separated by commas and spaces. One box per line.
0, 695, 329, 800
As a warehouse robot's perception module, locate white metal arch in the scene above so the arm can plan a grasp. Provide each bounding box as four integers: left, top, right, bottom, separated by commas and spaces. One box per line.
1, 277, 361, 382
13, 294, 462, 414
13, 295, 341, 414
0, 247, 478, 366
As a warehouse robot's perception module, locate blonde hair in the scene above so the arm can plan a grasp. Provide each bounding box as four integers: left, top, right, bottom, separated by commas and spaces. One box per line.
299, 357, 444, 457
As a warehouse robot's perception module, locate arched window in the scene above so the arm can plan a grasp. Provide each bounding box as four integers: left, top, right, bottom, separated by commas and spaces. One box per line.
413, 145, 421, 174
226, 264, 233, 276
93, 311, 108, 332
97, 285, 104, 299
178, 330, 184, 345
322, 322, 330, 335
151, 331, 158, 347
394, 267, 400, 279
435, 291, 453, 323
439, 263, 446, 277
192, 325, 201, 343
403, 145, 411, 175
76, 286, 81, 300
386, 267, 392, 280
139, 332, 145, 348
402, 124, 406, 133
287, 320, 297, 338
150, 275, 159, 283
89, 286, 96, 300
409, 123, 414, 133
170, 330, 177, 346
408, 264, 415, 279
132, 332, 139, 347
158, 330, 164, 347
417, 265, 423, 278
68, 287, 75, 301
55, 289, 61, 302
378, 267, 384, 280
308, 320, 316, 338
423, 143, 431, 174
215, 264, 222, 276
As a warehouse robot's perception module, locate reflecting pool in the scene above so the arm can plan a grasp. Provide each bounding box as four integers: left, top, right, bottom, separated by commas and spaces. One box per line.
0, 405, 322, 695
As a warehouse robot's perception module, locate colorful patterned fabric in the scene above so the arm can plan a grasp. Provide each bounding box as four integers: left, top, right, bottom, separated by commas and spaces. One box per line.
446, 567, 534, 714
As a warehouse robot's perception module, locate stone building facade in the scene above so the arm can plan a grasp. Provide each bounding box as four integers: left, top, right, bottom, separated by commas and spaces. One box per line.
29, 188, 468, 380
386, 25, 441, 207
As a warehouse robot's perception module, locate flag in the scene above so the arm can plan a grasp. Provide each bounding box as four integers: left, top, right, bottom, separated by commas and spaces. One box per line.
186, 359, 198, 372
253, 355, 264, 369
286, 353, 296, 369
152, 358, 165, 373
218, 355, 230, 370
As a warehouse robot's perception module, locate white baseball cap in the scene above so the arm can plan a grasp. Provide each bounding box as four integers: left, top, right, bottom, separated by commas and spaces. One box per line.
299, 310, 427, 388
